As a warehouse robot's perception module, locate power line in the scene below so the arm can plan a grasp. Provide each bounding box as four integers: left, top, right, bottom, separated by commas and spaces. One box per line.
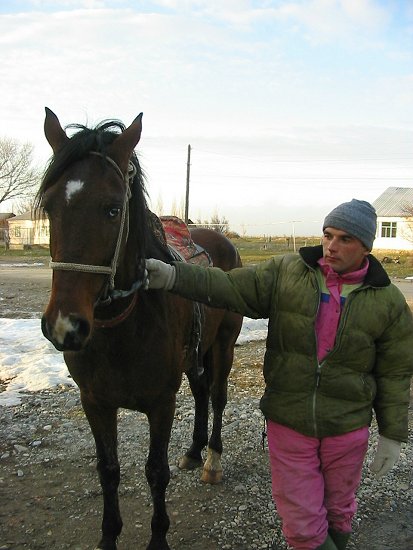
192, 174, 412, 181
194, 147, 413, 163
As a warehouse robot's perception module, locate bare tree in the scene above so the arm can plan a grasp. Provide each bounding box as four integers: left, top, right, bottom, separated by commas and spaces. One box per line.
194, 212, 230, 234
0, 137, 40, 208
401, 203, 413, 243
171, 197, 185, 219
13, 196, 37, 216
210, 212, 229, 234
171, 198, 179, 217
179, 198, 185, 220
154, 193, 164, 216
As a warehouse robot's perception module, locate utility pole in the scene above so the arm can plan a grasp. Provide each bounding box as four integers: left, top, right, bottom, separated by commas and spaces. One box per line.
292, 221, 297, 252
185, 144, 191, 223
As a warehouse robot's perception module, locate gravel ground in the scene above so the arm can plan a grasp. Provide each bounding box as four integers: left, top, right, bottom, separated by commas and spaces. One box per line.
0, 344, 412, 550
0, 264, 412, 549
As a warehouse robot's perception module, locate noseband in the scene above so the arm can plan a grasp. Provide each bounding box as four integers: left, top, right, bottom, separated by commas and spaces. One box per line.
49, 152, 146, 302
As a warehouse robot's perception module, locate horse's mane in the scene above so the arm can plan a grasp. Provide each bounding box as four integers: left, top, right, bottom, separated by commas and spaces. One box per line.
37, 120, 147, 201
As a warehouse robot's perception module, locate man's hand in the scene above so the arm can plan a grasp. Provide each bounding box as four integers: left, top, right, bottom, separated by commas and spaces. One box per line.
370, 436, 401, 478
145, 258, 176, 290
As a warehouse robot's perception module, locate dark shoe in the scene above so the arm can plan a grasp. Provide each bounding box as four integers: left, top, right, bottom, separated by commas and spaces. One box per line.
315, 534, 338, 549
328, 529, 351, 550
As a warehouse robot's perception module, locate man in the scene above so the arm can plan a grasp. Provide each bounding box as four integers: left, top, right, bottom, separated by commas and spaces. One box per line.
145, 199, 413, 550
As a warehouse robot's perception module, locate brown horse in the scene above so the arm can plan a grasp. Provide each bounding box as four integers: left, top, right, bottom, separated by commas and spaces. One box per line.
37, 108, 243, 550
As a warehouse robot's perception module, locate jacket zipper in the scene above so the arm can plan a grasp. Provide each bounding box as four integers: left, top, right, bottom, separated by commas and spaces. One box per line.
312, 363, 322, 438
300, 252, 376, 438
311, 286, 365, 437
311, 268, 321, 437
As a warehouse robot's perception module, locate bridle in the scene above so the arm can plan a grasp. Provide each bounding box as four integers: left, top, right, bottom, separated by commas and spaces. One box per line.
49, 151, 147, 303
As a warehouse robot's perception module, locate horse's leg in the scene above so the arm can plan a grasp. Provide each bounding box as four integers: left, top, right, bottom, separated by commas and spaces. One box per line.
201, 334, 235, 484
145, 397, 175, 550
81, 396, 121, 550
178, 361, 210, 471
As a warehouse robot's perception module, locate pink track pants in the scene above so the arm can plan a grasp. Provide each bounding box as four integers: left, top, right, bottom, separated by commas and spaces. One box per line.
267, 420, 369, 550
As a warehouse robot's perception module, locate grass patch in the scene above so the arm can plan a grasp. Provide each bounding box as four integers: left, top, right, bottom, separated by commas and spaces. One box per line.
0, 247, 50, 260
232, 237, 413, 278
233, 236, 320, 265
1, 238, 412, 278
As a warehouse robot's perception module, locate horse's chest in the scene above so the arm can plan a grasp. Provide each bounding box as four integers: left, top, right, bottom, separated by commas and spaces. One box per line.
63, 336, 183, 407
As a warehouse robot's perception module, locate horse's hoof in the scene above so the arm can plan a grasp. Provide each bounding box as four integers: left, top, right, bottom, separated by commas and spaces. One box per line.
146, 539, 170, 550
201, 447, 223, 484
201, 467, 223, 484
178, 455, 203, 470
95, 539, 117, 550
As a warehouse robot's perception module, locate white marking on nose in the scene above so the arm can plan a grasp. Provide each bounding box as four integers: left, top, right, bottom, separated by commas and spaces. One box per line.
65, 179, 84, 203
52, 311, 75, 345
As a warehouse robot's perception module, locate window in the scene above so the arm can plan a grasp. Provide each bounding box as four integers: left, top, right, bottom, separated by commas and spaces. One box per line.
381, 221, 397, 238
14, 226, 21, 237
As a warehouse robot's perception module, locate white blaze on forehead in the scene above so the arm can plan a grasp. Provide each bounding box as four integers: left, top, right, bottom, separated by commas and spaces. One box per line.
65, 179, 85, 203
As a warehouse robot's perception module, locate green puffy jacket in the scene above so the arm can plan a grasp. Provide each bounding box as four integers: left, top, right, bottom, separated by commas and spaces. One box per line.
173, 245, 413, 441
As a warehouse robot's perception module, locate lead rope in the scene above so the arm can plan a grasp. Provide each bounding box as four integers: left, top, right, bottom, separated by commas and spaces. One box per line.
261, 417, 267, 451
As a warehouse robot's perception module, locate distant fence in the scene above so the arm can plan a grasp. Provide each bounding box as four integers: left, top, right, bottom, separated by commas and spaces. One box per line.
188, 220, 322, 238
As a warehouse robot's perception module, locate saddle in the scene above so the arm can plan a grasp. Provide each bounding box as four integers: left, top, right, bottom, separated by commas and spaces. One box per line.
160, 215, 212, 267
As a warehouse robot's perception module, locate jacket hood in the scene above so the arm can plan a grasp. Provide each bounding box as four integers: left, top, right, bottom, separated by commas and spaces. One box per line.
299, 245, 391, 288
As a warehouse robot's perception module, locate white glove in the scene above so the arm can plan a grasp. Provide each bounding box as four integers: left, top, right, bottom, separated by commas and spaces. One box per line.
370, 435, 401, 478
145, 258, 176, 290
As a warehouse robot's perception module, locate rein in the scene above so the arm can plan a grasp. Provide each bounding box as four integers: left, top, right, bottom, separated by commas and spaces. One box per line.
94, 292, 138, 328
49, 151, 146, 304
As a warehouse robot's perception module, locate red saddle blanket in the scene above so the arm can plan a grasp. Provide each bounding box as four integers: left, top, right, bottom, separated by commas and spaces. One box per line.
160, 216, 211, 267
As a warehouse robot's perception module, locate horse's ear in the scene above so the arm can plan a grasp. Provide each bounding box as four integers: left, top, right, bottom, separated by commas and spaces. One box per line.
107, 113, 143, 171
44, 107, 69, 154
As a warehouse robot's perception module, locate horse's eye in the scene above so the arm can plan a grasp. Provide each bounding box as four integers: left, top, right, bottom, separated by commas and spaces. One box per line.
107, 207, 121, 219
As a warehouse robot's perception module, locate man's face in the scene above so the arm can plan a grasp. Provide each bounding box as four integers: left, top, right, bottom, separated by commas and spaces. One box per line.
322, 227, 369, 274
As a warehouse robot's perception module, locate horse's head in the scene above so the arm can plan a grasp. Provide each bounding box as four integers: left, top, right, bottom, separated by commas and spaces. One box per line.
38, 108, 146, 351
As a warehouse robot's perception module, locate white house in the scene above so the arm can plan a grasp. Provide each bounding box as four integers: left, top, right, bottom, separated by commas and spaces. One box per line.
372, 187, 413, 251
7, 210, 49, 249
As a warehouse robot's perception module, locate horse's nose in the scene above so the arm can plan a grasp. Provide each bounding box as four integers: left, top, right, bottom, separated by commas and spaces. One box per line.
41, 314, 91, 351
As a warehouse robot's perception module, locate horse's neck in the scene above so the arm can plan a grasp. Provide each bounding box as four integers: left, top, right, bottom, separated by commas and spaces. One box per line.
145, 210, 174, 262
147, 234, 173, 262
116, 212, 170, 288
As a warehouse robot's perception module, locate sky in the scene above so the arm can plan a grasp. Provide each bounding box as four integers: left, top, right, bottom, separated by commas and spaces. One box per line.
1, 0, 412, 236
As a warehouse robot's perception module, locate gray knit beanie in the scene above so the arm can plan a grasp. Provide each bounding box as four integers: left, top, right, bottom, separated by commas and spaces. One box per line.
323, 199, 377, 250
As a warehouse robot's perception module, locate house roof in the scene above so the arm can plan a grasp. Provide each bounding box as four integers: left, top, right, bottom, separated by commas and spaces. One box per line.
7, 209, 47, 221
7, 211, 33, 221
372, 187, 413, 217
0, 212, 15, 220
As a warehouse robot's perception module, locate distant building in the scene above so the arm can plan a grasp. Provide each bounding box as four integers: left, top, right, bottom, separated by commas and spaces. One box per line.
372, 187, 413, 251
6, 210, 49, 249
0, 212, 15, 247
0, 212, 15, 227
